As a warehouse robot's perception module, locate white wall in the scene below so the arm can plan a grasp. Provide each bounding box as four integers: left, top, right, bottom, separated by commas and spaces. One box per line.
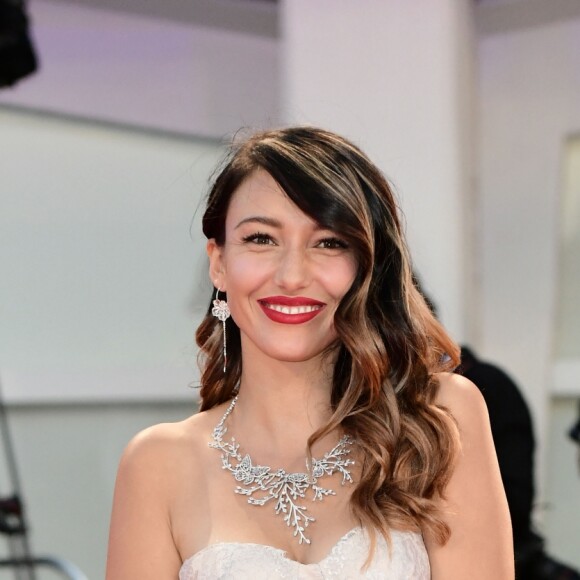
478, 17, 580, 479
0, 108, 221, 402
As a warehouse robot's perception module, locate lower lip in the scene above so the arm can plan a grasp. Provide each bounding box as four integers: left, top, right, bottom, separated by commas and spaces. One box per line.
259, 303, 324, 324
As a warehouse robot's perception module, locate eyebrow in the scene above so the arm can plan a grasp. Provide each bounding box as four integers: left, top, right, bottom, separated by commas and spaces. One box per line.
234, 216, 283, 230
234, 215, 330, 232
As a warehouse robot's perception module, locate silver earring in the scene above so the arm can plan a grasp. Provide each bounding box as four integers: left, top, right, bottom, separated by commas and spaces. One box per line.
211, 287, 230, 373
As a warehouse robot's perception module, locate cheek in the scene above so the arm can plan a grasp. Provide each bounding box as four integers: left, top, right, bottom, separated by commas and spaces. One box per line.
222, 253, 273, 323
225, 253, 272, 291
318, 260, 357, 300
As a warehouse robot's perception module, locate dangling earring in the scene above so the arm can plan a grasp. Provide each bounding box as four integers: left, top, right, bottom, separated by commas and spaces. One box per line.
211, 287, 230, 373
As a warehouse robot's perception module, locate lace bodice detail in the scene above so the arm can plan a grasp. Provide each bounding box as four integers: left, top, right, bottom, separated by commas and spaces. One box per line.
179, 528, 430, 579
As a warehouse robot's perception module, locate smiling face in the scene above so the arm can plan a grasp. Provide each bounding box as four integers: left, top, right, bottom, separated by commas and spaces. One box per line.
207, 170, 357, 365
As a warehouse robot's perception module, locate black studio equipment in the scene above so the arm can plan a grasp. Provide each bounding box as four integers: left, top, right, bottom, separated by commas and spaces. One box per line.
0, 378, 88, 579
0, 0, 38, 88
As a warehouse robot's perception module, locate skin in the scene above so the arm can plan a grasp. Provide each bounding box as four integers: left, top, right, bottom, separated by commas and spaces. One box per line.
106, 170, 514, 579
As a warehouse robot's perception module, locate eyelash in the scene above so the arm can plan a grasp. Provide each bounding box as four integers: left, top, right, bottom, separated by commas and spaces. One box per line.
241, 232, 349, 249
242, 232, 274, 245
317, 237, 349, 250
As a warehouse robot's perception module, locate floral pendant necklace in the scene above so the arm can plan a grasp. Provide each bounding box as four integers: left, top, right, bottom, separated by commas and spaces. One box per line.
209, 395, 356, 545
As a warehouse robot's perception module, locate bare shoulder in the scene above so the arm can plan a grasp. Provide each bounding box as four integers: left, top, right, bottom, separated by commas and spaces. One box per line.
118, 404, 223, 473
425, 372, 514, 580
433, 371, 487, 420
120, 414, 202, 470
106, 406, 225, 580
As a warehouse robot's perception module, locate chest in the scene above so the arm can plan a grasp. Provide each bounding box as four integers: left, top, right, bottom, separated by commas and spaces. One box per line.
172, 438, 361, 565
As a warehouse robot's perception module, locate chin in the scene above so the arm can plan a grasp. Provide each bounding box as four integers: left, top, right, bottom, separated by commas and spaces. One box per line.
261, 342, 338, 364
267, 350, 322, 363
240, 331, 339, 365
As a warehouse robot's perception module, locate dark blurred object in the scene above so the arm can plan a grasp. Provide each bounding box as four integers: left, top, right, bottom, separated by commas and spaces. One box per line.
459, 347, 535, 545
569, 402, 580, 446
459, 347, 580, 580
0, 0, 38, 88
570, 402, 580, 476
571, 420, 580, 444
522, 552, 580, 580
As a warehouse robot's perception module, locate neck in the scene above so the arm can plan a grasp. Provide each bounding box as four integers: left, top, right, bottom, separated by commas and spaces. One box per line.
227, 341, 338, 459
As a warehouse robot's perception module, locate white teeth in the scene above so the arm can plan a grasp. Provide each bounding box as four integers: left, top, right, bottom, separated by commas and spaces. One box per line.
265, 304, 321, 315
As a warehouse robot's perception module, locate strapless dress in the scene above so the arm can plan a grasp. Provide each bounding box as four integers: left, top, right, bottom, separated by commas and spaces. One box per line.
179, 527, 430, 579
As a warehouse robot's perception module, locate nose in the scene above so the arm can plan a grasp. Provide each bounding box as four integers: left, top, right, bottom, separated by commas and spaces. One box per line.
273, 247, 311, 291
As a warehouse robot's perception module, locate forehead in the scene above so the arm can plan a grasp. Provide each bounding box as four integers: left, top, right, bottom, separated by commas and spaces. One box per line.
226, 169, 316, 228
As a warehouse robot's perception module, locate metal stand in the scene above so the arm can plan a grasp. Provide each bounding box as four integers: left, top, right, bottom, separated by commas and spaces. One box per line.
0, 378, 88, 579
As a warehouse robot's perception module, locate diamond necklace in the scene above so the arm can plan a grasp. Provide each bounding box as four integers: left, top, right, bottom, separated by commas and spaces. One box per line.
209, 395, 356, 545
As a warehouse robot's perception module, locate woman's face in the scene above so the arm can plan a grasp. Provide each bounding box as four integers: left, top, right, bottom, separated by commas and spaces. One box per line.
207, 169, 357, 365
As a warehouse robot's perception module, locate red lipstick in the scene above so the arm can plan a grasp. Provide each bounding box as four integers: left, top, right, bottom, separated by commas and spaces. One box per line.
258, 296, 325, 324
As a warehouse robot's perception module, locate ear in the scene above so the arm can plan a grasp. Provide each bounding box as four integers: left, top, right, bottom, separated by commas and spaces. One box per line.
207, 239, 226, 291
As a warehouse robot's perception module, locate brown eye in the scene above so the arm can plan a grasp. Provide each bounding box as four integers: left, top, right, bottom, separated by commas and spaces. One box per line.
317, 237, 349, 250
242, 233, 275, 245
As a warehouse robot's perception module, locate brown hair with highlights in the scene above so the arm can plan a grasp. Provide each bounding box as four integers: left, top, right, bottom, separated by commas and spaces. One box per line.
195, 126, 460, 555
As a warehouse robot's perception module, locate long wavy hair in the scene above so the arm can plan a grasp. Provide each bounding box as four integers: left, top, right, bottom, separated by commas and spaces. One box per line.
196, 126, 460, 552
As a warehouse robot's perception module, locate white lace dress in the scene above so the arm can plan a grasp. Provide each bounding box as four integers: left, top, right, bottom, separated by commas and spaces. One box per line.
179, 527, 430, 579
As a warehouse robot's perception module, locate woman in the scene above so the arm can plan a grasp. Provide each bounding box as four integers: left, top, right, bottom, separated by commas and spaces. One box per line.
106, 127, 514, 579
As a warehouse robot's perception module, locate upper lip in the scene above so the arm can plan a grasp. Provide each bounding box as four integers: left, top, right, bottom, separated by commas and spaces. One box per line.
258, 296, 325, 306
